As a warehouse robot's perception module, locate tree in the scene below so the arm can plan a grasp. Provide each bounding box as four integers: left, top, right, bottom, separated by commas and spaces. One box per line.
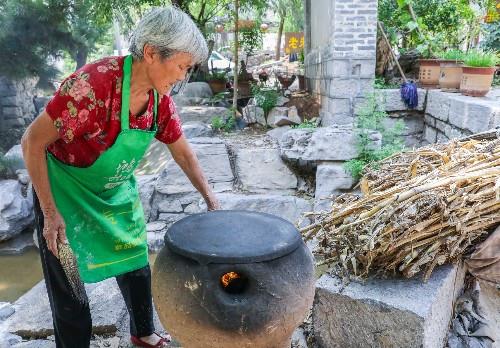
270, 0, 303, 61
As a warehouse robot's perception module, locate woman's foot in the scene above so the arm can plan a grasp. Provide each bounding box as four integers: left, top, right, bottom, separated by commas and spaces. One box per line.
131, 332, 171, 347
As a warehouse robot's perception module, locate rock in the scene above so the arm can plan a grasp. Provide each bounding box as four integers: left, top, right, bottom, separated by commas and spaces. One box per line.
182, 121, 213, 139
287, 106, 301, 124
3, 145, 25, 171
313, 263, 466, 348
146, 221, 167, 232
178, 106, 230, 124
291, 327, 308, 348
234, 148, 297, 194
0, 180, 34, 242
0, 302, 15, 320
276, 96, 290, 107
155, 138, 233, 195
180, 82, 213, 99
0, 229, 35, 255
379, 88, 427, 111
274, 116, 300, 127
5, 279, 127, 339
148, 215, 185, 252
15, 170, 30, 185
241, 104, 265, 125
136, 175, 157, 222
266, 126, 292, 141
197, 193, 312, 224
157, 213, 186, 225
315, 162, 354, 199
183, 202, 204, 214
268, 107, 289, 127
157, 199, 183, 213
280, 125, 381, 165
0, 332, 23, 347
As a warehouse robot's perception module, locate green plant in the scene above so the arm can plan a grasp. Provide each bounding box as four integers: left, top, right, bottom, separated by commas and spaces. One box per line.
207, 92, 229, 106
463, 50, 499, 67
439, 49, 465, 61
374, 77, 400, 89
239, 25, 263, 62
481, 21, 500, 52
210, 114, 235, 133
344, 93, 405, 180
250, 84, 279, 126
292, 119, 317, 129
493, 74, 500, 87
207, 70, 228, 82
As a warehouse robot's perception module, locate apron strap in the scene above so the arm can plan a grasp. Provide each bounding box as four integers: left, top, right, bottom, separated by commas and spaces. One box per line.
121, 55, 133, 131
122, 55, 159, 132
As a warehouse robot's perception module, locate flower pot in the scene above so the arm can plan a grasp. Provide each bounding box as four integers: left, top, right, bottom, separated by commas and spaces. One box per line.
237, 80, 252, 96
418, 59, 441, 88
439, 60, 463, 92
208, 80, 227, 94
460, 66, 496, 97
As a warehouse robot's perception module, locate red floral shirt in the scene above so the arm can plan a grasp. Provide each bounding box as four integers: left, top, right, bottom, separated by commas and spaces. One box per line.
46, 56, 183, 167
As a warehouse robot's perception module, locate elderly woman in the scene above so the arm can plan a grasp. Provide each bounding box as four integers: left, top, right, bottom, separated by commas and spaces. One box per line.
21, 7, 219, 348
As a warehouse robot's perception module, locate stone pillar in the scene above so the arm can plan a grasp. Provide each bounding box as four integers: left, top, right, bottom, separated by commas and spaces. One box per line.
305, 0, 378, 127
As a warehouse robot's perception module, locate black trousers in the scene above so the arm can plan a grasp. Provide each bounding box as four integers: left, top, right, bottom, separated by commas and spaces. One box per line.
33, 189, 155, 348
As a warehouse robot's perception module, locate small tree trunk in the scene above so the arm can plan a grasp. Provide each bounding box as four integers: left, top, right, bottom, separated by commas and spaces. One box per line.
232, 0, 239, 111
75, 47, 88, 71
275, 14, 285, 61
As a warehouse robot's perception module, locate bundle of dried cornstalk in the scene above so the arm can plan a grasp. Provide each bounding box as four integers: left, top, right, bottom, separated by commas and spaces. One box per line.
301, 136, 500, 281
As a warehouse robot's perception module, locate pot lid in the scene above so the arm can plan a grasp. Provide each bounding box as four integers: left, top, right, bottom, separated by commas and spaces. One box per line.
164, 210, 302, 264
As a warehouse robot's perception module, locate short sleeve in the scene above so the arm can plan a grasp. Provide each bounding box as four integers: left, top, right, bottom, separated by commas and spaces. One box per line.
155, 96, 183, 144
45, 70, 104, 143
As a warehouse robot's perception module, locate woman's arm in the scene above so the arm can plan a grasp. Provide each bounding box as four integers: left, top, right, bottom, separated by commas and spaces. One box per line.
21, 111, 67, 257
167, 136, 220, 210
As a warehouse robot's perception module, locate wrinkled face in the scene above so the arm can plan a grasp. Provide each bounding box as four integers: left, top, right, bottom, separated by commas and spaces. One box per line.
144, 46, 194, 95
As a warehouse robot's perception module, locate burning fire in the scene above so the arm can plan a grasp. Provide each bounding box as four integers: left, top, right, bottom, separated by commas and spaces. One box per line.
221, 272, 241, 287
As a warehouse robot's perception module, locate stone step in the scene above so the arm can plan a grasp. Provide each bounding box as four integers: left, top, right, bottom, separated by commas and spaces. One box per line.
313, 263, 466, 348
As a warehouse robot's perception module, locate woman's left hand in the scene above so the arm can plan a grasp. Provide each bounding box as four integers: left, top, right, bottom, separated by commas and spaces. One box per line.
206, 194, 221, 211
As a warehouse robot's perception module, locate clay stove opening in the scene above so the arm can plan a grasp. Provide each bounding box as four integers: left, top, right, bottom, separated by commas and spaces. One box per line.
220, 271, 248, 294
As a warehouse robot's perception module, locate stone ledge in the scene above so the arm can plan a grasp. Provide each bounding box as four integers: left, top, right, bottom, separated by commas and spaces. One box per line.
313, 263, 466, 348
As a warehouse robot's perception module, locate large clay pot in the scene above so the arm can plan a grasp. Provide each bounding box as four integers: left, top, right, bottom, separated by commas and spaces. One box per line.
418, 59, 441, 88
152, 210, 316, 348
439, 60, 463, 92
460, 66, 496, 97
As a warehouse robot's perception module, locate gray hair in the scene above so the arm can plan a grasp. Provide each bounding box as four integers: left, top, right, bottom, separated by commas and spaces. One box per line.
129, 6, 208, 64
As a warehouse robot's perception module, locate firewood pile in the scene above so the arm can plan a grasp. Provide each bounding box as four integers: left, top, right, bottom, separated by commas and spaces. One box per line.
301, 132, 500, 281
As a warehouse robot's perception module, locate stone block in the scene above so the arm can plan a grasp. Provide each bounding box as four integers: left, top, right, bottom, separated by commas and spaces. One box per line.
5, 279, 127, 338
235, 148, 297, 194
178, 106, 230, 124
424, 114, 436, 127
313, 264, 466, 348
437, 131, 449, 143
322, 111, 355, 127
426, 90, 451, 122
1, 96, 21, 107
2, 106, 23, 118
327, 98, 351, 115
155, 138, 233, 195
157, 199, 183, 213
448, 96, 500, 134
3, 118, 25, 127
424, 126, 437, 144
197, 193, 313, 225
266, 126, 292, 142
380, 88, 427, 111
315, 162, 354, 198
180, 82, 213, 99
182, 121, 213, 139
280, 125, 381, 164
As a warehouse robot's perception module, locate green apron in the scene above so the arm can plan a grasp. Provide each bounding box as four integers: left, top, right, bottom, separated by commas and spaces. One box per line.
47, 55, 158, 283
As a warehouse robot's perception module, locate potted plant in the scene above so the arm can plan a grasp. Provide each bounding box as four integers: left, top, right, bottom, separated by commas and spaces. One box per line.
460, 50, 499, 97
237, 60, 256, 96
207, 70, 228, 94
438, 49, 464, 92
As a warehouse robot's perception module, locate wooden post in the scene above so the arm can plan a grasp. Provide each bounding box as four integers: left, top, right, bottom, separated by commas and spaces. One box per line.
232, 0, 239, 112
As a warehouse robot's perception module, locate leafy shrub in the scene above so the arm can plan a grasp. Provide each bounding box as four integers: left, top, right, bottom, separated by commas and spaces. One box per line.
250, 84, 279, 126
344, 93, 405, 180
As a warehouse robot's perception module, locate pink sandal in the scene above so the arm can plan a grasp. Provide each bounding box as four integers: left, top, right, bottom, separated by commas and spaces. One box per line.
130, 332, 171, 347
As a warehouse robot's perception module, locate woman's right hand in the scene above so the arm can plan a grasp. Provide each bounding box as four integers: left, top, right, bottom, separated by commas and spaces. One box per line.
43, 210, 68, 259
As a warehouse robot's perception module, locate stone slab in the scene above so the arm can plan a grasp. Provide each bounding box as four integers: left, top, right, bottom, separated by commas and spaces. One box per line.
178, 106, 230, 124
5, 279, 127, 339
235, 148, 297, 194
313, 263, 466, 348
155, 138, 233, 195
379, 88, 427, 111
315, 162, 354, 199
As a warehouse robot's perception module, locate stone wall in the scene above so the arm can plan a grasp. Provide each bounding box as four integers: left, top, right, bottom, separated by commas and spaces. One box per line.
0, 77, 39, 152
304, 0, 378, 127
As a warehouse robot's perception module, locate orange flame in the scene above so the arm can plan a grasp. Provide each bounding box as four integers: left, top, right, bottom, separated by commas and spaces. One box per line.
221, 272, 241, 287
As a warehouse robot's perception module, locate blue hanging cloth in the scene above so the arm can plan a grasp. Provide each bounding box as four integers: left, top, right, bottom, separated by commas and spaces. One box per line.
400, 81, 418, 109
